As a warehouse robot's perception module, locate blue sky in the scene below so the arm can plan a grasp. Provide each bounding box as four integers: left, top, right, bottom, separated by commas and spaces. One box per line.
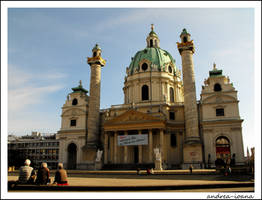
5, 5, 259, 155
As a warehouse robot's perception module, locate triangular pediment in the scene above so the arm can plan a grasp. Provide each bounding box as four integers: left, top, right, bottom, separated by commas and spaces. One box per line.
104, 109, 163, 125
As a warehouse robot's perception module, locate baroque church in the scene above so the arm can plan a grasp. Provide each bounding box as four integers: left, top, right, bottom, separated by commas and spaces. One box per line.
57, 25, 245, 170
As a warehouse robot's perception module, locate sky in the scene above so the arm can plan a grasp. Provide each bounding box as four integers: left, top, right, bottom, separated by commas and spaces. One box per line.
2, 1, 261, 199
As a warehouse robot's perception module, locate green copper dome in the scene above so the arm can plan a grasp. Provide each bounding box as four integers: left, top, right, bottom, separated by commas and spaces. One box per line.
149, 30, 158, 37
128, 47, 177, 75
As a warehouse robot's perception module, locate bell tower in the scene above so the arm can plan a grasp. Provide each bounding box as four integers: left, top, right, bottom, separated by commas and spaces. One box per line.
82, 44, 106, 166
177, 29, 203, 168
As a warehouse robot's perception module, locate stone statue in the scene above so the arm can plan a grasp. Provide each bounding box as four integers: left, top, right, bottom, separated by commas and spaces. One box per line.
96, 149, 103, 162
154, 148, 161, 161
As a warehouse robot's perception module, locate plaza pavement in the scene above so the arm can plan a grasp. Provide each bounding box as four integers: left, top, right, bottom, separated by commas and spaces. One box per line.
8, 169, 254, 191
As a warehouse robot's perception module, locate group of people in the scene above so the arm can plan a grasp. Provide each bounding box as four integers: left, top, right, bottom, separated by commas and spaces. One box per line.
18, 159, 68, 185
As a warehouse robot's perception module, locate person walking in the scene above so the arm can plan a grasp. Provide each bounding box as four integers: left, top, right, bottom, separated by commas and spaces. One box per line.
53, 163, 68, 186
36, 162, 50, 185
18, 159, 36, 184
189, 165, 193, 174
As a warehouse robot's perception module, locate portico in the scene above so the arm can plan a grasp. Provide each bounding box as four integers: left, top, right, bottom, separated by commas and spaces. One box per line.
103, 109, 165, 165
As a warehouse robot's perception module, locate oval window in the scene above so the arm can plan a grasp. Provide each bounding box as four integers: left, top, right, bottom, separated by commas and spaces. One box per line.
168, 66, 172, 73
142, 63, 148, 71
214, 83, 222, 92
72, 98, 78, 105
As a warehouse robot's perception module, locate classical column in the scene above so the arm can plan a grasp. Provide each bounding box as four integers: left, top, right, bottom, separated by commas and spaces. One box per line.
160, 129, 164, 158
124, 131, 128, 163
177, 28, 203, 167
148, 129, 153, 162
86, 44, 106, 146
114, 131, 117, 163
138, 130, 142, 163
177, 29, 200, 142
104, 132, 108, 164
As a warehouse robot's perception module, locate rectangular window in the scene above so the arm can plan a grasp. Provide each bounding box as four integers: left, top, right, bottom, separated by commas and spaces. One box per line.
169, 111, 175, 120
70, 119, 77, 126
216, 108, 224, 116
171, 134, 177, 147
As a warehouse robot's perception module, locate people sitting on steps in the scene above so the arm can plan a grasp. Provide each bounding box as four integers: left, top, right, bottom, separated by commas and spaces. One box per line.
18, 159, 36, 184
36, 162, 50, 185
53, 163, 69, 186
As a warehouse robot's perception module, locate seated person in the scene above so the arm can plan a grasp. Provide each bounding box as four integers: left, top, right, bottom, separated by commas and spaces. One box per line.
53, 163, 68, 186
18, 159, 36, 184
36, 162, 50, 185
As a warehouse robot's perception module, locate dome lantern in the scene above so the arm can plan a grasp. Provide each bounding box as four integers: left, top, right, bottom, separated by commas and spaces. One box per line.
146, 24, 160, 48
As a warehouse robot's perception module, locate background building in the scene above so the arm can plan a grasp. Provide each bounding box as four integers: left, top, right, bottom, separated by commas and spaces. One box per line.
8, 132, 59, 169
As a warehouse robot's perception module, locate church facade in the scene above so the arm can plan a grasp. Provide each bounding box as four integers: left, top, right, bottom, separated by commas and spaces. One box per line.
57, 26, 245, 170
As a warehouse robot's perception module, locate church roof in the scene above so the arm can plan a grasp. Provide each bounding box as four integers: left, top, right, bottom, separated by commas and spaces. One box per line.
128, 47, 177, 75
209, 63, 223, 77
128, 25, 178, 75
71, 80, 88, 94
149, 30, 158, 37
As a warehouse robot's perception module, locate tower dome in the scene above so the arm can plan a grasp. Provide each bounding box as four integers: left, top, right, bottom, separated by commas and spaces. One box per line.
128, 25, 178, 76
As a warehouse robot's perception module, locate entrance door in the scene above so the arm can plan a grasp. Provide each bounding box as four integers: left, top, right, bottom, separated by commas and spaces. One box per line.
134, 146, 139, 164
67, 143, 77, 169
216, 136, 231, 164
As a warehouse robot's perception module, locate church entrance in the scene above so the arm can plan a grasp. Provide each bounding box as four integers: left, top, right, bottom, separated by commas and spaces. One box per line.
67, 143, 77, 169
216, 136, 231, 164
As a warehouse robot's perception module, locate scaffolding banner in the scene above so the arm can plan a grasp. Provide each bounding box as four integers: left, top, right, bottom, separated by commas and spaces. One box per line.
118, 134, 148, 146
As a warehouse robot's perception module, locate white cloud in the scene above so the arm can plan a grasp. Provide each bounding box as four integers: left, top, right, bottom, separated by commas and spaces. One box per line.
8, 84, 63, 112
8, 65, 65, 113
8, 64, 32, 88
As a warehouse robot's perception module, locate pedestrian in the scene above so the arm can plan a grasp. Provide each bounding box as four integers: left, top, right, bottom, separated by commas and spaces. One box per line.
224, 165, 231, 176
53, 163, 68, 186
36, 162, 50, 185
18, 159, 36, 184
146, 168, 151, 175
189, 165, 193, 174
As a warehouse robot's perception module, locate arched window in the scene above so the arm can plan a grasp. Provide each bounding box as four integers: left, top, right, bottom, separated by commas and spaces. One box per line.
72, 98, 78, 105
142, 63, 148, 71
183, 36, 188, 43
93, 51, 97, 57
169, 87, 174, 103
150, 39, 153, 47
142, 85, 149, 101
214, 83, 222, 92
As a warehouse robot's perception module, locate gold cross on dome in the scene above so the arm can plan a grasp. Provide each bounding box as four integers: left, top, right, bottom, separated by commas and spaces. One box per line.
151, 24, 154, 31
